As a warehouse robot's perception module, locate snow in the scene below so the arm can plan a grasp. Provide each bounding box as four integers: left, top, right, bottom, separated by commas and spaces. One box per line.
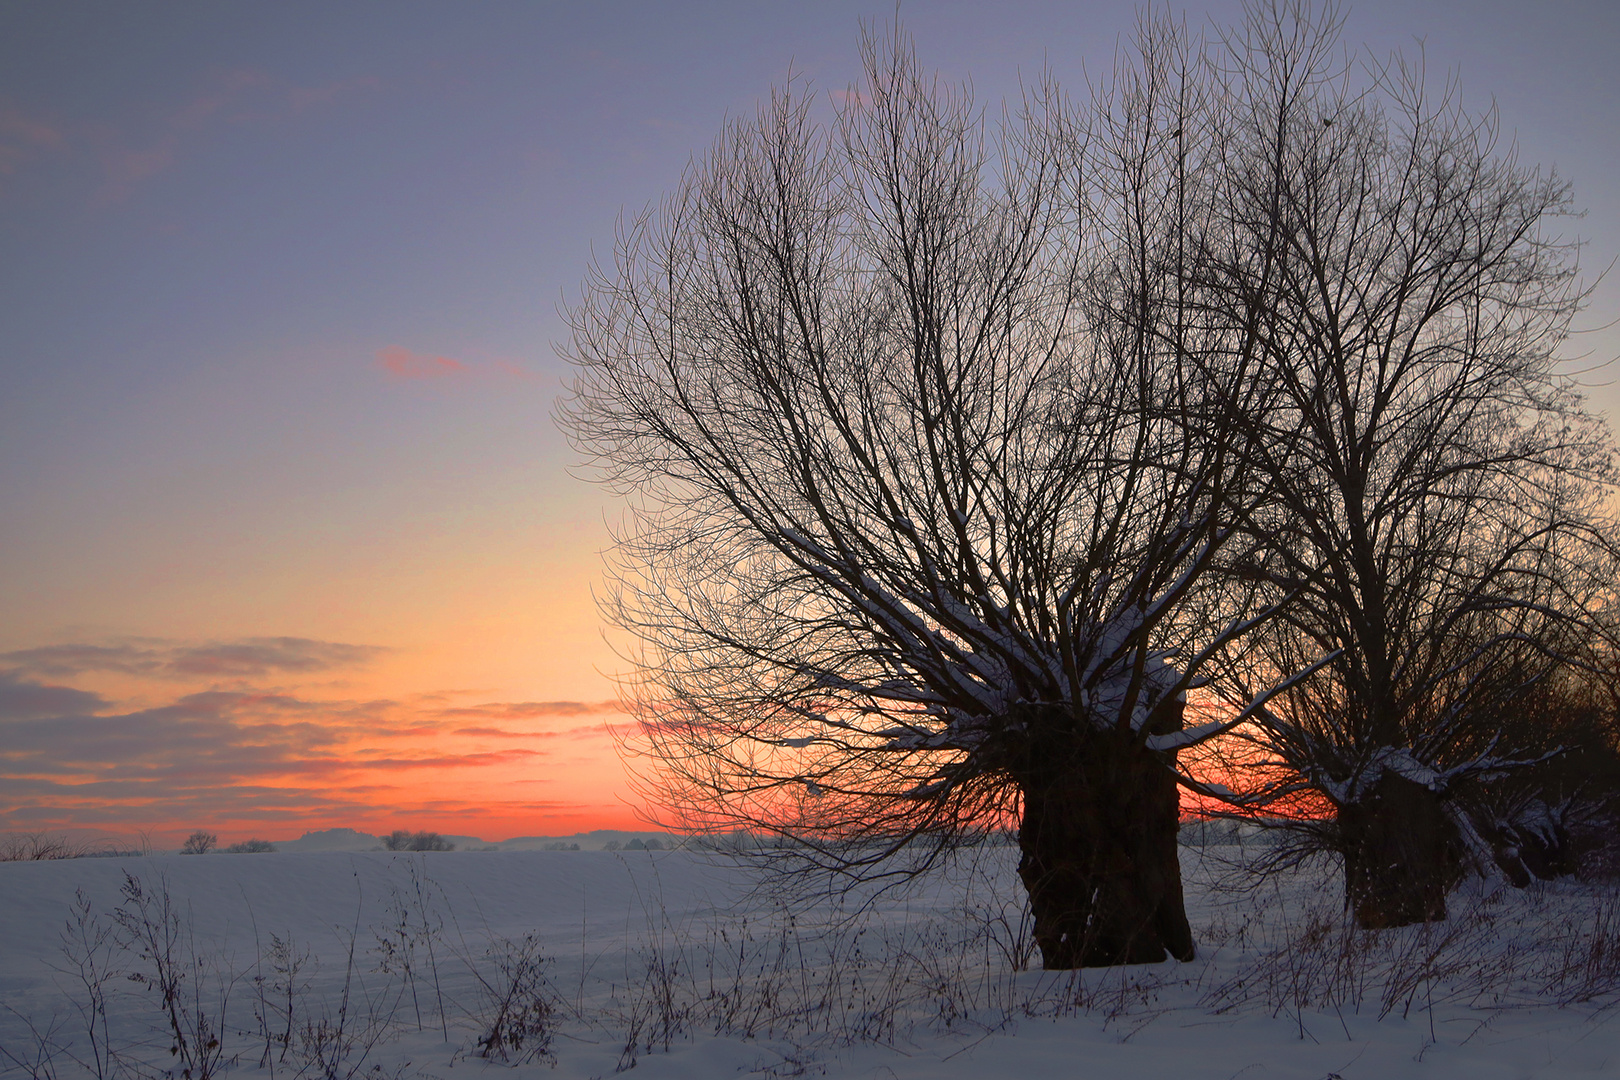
2, 845, 1617, 1078
1317, 747, 1447, 805
1371, 746, 1445, 791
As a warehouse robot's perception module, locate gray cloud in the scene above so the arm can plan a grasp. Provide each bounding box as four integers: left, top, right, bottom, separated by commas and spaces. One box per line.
0, 687, 547, 781
2, 637, 388, 680
166, 638, 388, 676
1, 644, 150, 677
0, 672, 107, 720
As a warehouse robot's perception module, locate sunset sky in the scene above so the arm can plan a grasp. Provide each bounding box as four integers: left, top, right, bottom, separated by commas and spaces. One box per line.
3, 0, 1617, 847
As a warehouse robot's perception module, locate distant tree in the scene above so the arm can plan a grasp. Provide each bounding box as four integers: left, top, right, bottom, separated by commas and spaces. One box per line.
1192, 2, 1618, 927
563, 19, 1293, 967
383, 830, 454, 852
179, 830, 217, 855
224, 838, 275, 854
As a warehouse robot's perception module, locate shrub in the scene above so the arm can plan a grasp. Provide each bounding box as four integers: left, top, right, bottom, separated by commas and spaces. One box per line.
470, 933, 555, 1066
224, 839, 275, 854
113, 871, 230, 1080
179, 831, 217, 855
0, 831, 93, 861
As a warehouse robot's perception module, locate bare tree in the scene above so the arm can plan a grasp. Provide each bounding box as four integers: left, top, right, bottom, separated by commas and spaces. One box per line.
1192, 1, 1617, 928
562, 23, 1286, 968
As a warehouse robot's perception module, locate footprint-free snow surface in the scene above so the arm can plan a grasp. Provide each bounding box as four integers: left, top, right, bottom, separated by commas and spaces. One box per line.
2, 844, 1617, 1078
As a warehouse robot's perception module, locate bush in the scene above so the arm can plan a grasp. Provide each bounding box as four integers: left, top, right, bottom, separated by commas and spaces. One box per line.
179, 830, 217, 855
1451, 670, 1620, 884
224, 839, 275, 854
471, 933, 555, 1065
383, 830, 454, 852
0, 831, 93, 861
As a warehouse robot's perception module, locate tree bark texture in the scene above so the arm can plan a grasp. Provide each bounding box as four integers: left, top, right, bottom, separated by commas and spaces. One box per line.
1338, 773, 1464, 929
1015, 723, 1195, 968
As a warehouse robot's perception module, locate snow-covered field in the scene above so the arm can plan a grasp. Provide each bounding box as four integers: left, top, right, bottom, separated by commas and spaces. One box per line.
2, 844, 1618, 1078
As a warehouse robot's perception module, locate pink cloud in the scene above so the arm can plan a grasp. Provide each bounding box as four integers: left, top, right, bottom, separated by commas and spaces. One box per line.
0, 102, 66, 183
289, 748, 547, 774
94, 139, 178, 206
374, 348, 539, 383
377, 345, 468, 379
0, 104, 64, 151
831, 88, 871, 111
288, 76, 382, 112
494, 360, 540, 380
435, 700, 624, 719
89, 69, 383, 206
167, 68, 380, 132
171, 69, 272, 129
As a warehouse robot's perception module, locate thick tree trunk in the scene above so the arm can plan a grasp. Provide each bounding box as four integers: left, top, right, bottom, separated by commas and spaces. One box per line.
1015, 723, 1194, 968
1338, 772, 1464, 929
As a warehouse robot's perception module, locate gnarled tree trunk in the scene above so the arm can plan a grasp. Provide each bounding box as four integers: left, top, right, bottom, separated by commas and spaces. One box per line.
1014, 713, 1194, 968
1338, 773, 1464, 928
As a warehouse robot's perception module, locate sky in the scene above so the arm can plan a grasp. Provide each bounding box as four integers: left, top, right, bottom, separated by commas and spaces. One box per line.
2, 0, 1617, 847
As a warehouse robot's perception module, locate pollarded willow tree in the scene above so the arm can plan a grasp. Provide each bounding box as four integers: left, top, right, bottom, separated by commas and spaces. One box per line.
1191, 2, 1619, 928
562, 24, 1293, 969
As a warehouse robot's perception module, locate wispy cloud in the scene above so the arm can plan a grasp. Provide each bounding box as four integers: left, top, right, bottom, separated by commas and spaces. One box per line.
0, 683, 559, 817
434, 701, 626, 743
0, 636, 625, 840
169, 639, 387, 677
374, 346, 544, 384
1, 637, 388, 680
433, 700, 623, 720
0, 101, 66, 188
286, 77, 382, 112
0, 103, 65, 152
377, 345, 467, 380
0, 768, 589, 836
829, 88, 871, 111
96, 139, 178, 205
91, 68, 383, 205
